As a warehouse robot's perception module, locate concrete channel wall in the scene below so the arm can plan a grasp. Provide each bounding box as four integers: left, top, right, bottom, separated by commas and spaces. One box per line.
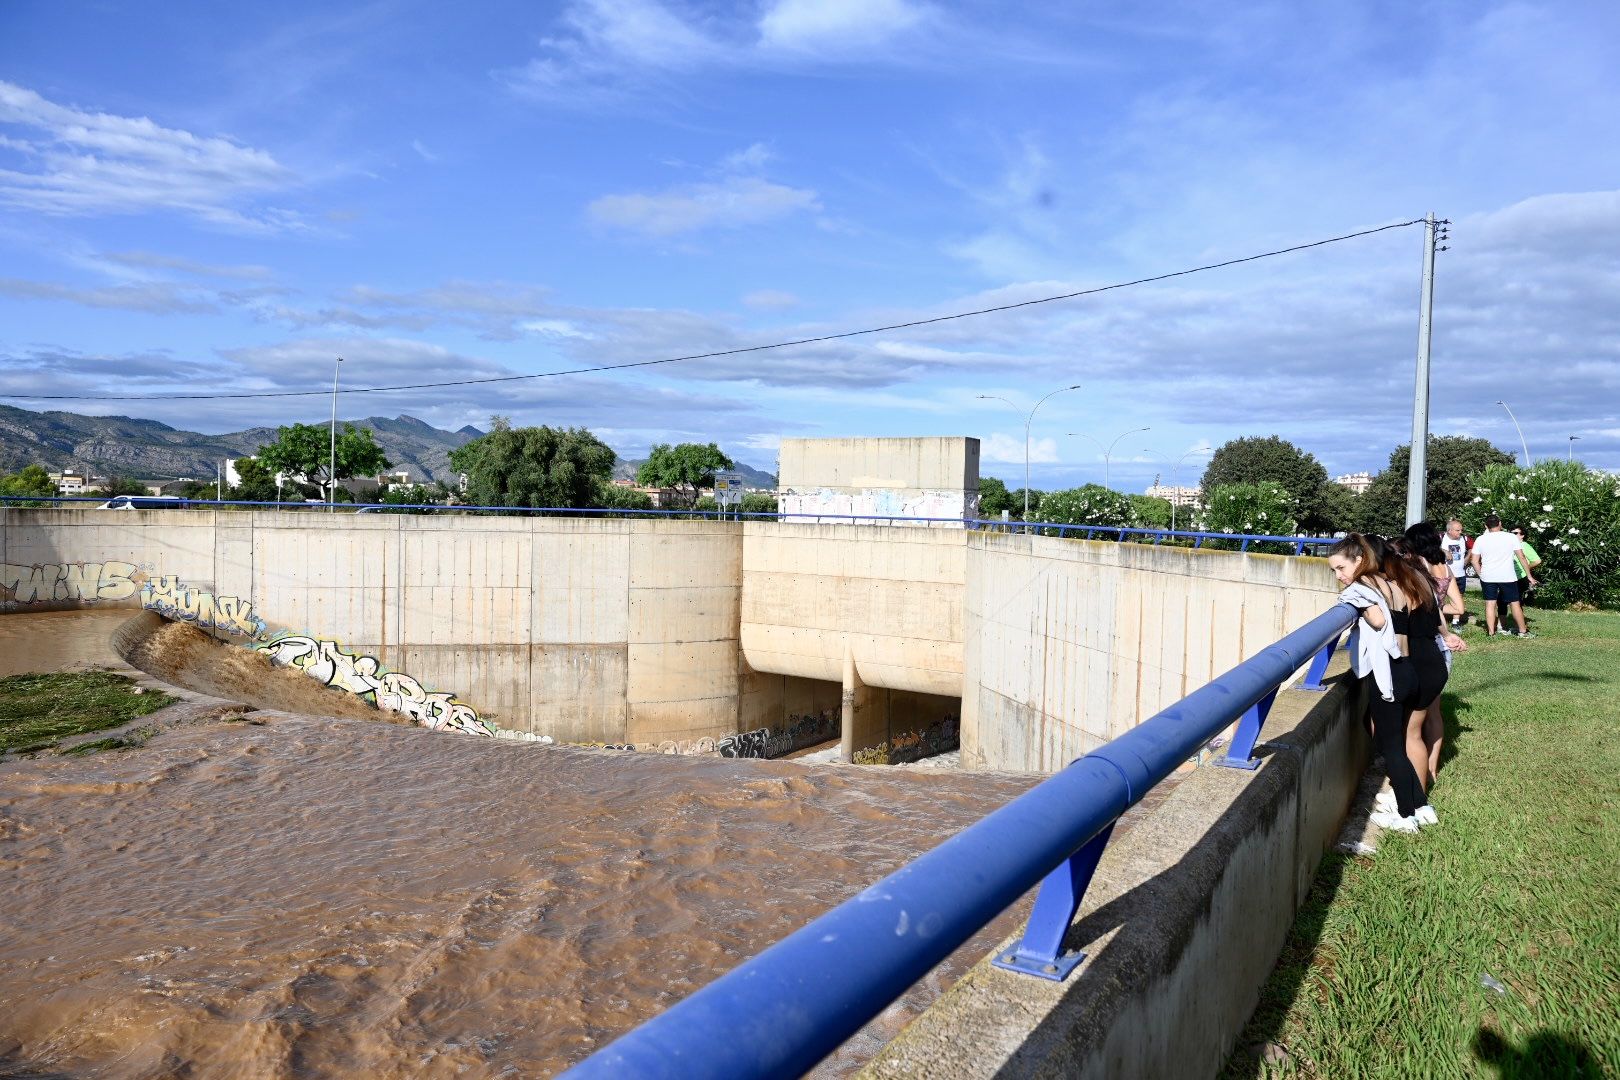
961, 533, 1340, 773
2, 510, 1339, 766
862, 660, 1369, 1079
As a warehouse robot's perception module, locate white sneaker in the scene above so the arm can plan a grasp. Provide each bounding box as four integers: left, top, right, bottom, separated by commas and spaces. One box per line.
1375, 791, 1398, 813
1414, 805, 1439, 827
1370, 810, 1420, 833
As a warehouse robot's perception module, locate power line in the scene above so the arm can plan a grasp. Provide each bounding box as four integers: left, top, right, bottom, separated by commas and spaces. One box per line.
6, 217, 1426, 403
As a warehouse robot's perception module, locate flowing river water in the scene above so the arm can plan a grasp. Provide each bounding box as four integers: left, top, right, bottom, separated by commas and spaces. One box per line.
0, 612, 1170, 1078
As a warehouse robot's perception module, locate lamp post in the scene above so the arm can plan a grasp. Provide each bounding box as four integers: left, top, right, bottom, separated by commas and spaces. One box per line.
976, 384, 1083, 522
1140, 446, 1213, 532
1068, 427, 1151, 490
1496, 400, 1529, 466
1568, 435, 1581, 461
329, 357, 343, 509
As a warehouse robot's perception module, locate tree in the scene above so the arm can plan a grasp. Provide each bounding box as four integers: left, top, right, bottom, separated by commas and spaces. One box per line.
1315, 481, 1361, 536
257, 422, 391, 499
1129, 494, 1173, 530
1358, 435, 1517, 536
637, 443, 734, 509
81, 476, 149, 498
596, 483, 655, 513
1201, 436, 1334, 532
739, 492, 778, 516
450, 422, 615, 510
381, 482, 440, 507
1456, 460, 1620, 607
0, 465, 56, 504
228, 458, 281, 503
1011, 488, 1045, 519
979, 477, 1016, 518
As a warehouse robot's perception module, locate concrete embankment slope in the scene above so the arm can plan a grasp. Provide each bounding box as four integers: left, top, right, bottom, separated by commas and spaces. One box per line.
862, 658, 1367, 1080
111, 610, 407, 725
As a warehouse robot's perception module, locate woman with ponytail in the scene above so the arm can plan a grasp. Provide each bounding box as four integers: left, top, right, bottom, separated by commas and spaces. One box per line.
1327, 533, 1441, 833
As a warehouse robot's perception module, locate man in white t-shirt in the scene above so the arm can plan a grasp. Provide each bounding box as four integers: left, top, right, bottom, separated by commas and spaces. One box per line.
1470, 514, 1534, 638
1441, 519, 1470, 627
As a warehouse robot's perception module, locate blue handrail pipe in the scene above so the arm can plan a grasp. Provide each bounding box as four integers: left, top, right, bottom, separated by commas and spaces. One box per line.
557, 604, 1355, 1079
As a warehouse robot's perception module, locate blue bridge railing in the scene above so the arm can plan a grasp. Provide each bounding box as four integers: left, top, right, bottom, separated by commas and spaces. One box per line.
0, 496, 1336, 556
556, 604, 1355, 1079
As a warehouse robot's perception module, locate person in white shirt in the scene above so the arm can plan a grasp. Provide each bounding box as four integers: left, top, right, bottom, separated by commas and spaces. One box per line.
1469, 514, 1535, 638
1441, 519, 1470, 628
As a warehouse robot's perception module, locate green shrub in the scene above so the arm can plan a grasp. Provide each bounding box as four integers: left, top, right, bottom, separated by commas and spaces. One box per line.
1198, 482, 1298, 553
1457, 460, 1620, 607
1037, 484, 1133, 537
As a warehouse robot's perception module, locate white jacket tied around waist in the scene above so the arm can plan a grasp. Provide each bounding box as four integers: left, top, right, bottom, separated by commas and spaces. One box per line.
1340, 582, 1400, 702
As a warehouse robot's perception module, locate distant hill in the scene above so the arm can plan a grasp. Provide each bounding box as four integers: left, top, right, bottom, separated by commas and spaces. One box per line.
0, 405, 481, 485
0, 404, 774, 488
613, 457, 776, 490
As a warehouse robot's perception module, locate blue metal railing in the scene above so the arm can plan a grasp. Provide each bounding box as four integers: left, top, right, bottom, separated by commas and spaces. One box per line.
557, 604, 1356, 1079
0, 496, 1337, 555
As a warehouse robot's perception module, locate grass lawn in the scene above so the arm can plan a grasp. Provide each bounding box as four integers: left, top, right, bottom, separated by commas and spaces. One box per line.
1226, 602, 1620, 1079
0, 671, 176, 753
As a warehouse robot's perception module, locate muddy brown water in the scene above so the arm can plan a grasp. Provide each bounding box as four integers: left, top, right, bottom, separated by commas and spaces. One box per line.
0, 611, 1170, 1078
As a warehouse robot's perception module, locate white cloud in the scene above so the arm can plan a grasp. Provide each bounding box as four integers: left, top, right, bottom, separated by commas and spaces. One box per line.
722, 142, 774, 172
742, 289, 799, 310
0, 276, 217, 314
983, 432, 1058, 464
588, 175, 820, 238
758, 0, 927, 54
410, 139, 439, 163
101, 250, 273, 281
0, 80, 302, 232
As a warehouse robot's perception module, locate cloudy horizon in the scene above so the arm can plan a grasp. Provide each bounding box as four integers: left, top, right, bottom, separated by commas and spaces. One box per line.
2, 1, 1616, 487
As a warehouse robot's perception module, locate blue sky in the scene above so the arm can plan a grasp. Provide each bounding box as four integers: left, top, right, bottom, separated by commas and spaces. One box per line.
2, 0, 1617, 488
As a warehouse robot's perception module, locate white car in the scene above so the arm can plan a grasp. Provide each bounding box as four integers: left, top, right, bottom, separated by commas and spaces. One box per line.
97, 495, 192, 510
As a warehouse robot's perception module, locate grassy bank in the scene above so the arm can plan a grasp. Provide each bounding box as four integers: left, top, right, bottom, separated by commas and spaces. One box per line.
0, 671, 176, 753
1227, 603, 1620, 1079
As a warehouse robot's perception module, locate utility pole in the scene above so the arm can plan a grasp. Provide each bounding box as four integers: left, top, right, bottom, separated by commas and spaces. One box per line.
1405, 212, 1448, 528
329, 357, 343, 510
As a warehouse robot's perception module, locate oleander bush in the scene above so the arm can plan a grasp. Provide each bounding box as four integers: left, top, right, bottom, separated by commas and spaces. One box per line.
1457, 460, 1620, 607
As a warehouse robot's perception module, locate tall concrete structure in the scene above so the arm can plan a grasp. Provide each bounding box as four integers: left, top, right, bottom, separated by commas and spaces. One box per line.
1, 508, 1339, 771
778, 436, 980, 526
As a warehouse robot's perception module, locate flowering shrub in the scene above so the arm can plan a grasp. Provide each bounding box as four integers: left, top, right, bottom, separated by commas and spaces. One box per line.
1457, 460, 1620, 607
1197, 482, 1299, 553
1037, 484, 1134, 537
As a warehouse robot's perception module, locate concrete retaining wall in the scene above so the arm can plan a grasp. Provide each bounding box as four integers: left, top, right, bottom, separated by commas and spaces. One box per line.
961, 533, 1339, 772
3, 510, 1339, 766
862, 658, 1369, 1079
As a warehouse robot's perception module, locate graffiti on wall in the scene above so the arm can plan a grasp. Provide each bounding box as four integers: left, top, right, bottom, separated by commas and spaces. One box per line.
140, 575, 266, 639
1, 560, 143, 604
887, 716, 960, 764
717, 709, 840, 759
257, 634, 493, 738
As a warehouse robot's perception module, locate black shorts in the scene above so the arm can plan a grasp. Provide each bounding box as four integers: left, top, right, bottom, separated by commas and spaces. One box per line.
1482, 579, 1521, 604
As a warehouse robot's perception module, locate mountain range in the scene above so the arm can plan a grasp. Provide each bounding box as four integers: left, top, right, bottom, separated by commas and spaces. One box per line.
0, 404, 774, 489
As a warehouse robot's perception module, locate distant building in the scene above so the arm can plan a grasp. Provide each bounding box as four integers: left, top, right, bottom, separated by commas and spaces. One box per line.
1333, 471, 1374, 495
48, 470, 107, 495
1145, 484, 1201, 507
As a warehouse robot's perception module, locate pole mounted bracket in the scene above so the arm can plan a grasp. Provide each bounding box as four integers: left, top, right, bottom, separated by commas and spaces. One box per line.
991, 823, 1116, 981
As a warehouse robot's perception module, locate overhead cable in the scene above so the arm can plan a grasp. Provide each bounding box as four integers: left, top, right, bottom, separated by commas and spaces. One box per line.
6, 218, 1427, 402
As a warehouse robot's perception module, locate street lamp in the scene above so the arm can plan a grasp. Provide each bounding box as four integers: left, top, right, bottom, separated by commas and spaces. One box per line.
1068, 427, 1150, 490
1496, 400, 1530, 466
1568, 435, 1581, 461
976, 384, 1083, 522
329, 357, 344, 509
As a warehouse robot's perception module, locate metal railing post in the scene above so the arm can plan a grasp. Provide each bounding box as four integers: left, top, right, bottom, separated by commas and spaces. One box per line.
991, 822, 1116, 980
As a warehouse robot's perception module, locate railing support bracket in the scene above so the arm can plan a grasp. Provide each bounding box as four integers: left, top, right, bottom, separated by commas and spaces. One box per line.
1214, 688, 1277, 770
991, 822, 1116, 981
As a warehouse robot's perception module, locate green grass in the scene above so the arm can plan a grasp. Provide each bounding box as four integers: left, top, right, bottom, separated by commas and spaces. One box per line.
1226, 602, 1620, 1080
0, 671, 176, 753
